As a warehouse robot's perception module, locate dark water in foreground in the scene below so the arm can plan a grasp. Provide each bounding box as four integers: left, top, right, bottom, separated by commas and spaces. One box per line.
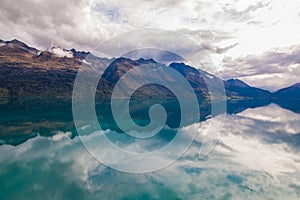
0, 98, 299, 199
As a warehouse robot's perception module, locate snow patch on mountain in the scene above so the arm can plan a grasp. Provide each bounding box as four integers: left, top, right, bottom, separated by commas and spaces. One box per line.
50, 47, 73, 58
82, 59, 91, 65
0, 42, 6, 47
205, 74, 215, 79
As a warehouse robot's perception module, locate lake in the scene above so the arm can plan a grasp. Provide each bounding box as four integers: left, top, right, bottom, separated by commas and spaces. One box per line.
0, 98, 299, 199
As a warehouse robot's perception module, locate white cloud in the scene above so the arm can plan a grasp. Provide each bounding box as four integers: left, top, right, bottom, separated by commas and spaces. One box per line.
220, 44, 300, 91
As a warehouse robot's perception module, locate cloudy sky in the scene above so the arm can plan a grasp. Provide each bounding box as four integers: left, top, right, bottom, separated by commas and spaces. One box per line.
0, 0, 300, 91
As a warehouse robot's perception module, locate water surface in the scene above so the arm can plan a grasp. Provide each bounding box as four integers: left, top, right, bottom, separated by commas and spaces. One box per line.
0, 98, 299, 199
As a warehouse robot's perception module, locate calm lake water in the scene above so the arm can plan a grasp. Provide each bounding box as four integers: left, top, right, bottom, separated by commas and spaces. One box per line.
0, 98, 299, 199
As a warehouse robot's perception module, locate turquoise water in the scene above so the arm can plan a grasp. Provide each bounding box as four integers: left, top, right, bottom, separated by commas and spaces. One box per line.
0, 98, 299, 199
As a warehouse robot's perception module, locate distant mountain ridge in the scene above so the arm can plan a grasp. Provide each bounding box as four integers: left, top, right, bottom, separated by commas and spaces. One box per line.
224, 78, 271, 100
273, 82, 300, 100
0, 39, 298, 101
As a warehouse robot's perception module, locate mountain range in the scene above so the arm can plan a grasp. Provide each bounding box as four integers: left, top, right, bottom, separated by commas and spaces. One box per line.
0, 39, 299, 101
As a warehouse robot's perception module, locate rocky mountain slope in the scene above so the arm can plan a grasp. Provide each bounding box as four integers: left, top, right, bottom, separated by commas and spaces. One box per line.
0, 39, 294, 101
0, 39, 110, 96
